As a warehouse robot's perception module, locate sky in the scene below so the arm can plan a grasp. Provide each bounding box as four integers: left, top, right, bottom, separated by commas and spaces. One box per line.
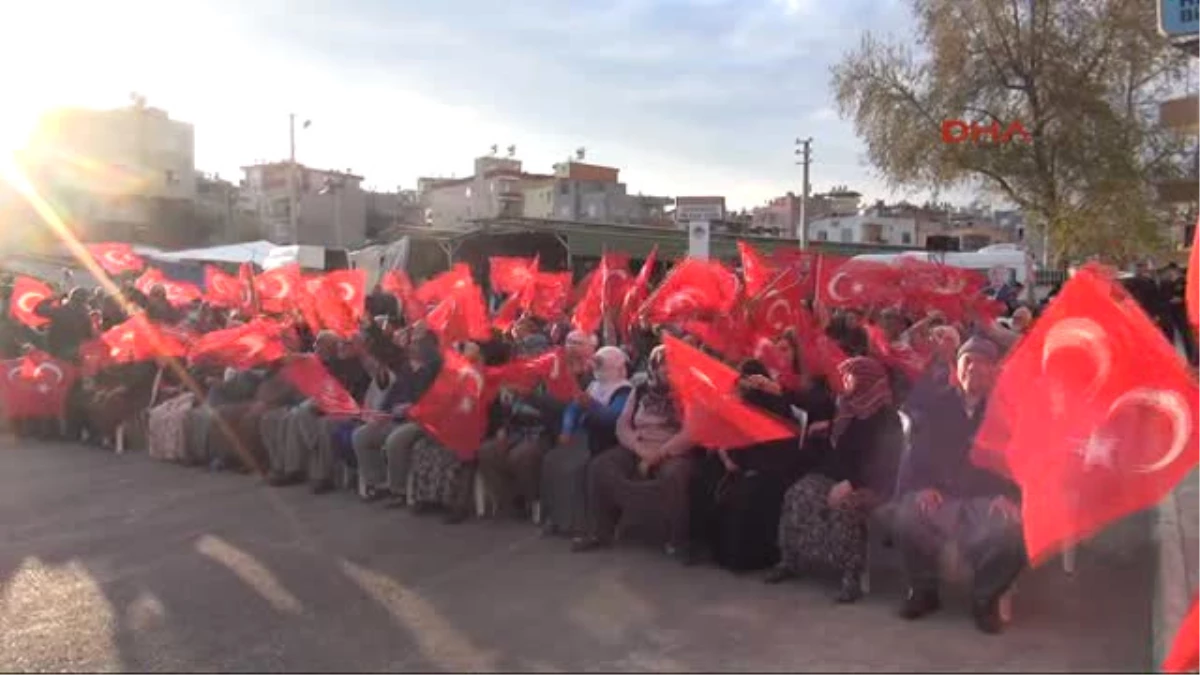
0, 0, 950, 211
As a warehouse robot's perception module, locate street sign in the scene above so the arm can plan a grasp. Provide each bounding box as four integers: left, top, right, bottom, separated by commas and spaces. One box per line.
1159, 0, 1199, 39
675, 196, 726, 224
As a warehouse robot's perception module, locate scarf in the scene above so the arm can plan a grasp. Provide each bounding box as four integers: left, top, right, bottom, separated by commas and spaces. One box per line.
587, 346, 630, 405
830, 356, 893, 447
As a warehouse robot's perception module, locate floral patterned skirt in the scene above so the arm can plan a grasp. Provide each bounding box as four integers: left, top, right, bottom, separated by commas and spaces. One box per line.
147, 393, 195, 462
410, 437, 468, 508
777, 474, 869, 576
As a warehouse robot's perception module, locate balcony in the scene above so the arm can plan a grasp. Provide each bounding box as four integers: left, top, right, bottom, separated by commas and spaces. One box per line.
1161, 96, 1199, 135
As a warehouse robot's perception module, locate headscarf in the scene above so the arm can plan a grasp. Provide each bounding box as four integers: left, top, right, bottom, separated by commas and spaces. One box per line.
957, 336, 1000, 364
638, 344, 679, 427
587, 346, 630, 404
831, 356, 893, 447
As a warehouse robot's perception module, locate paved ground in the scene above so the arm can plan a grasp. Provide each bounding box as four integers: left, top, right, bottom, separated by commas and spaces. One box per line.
0, 438, 1156, 673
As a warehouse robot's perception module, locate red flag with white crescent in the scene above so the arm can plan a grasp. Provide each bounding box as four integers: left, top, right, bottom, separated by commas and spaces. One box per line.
641, 258, 740, 325
407, 349, 492, 459
100, 314, 189, 364
311, 269, 366, 337
489, 256, 539, 296
380, 269, 425, 323
204, 266, 243, 308
0, 350, 78, 420
9, 276, 53, 328
619, 247, 658, 341
255, 264, 301, 314
238, 263, 259, 316
86, 243, 144, 276
816, 256, 899, 309
972, 264, 1199, 566
188, 319, 290, 369
280, 354, 362, 416
134, 268, 203, 307
662, 334, 797, 450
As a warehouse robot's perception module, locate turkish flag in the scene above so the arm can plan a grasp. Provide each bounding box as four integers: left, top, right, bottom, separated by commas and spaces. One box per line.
424, 278, 491, 344
663, 335, 797, 450
101, 314, 188, 364
255, 264, 302, 314
738, 241, 776, 298
408, 349, 491, 459
10, 276, 52, 328
771, 248, 821, 300
79, 339, 113, 377
482, 348, 579, 401
0, 350, 78, 420
641, 258, 740, 325
492, 294, 525, 333
489, 256, 539, 295
620, 247, 658, 340
415, 264, 475, 306
381, 269, 425, 323
522, 272, 573, 321
238, 263, 259, 316
894, 257, 988, 321
573, 252, 633, 334
745, 266, 805, 342
134, 268, 202, 307
311, 269, 366, 337
1163, 596, 1199, 673
188, 319, 289, 369
972, 264, 1200, 566
87, 243, 144, 276
793, 304, 849, 392
816, 256, 900, 309
280, 354, 362, 416
204, 266, 242, 308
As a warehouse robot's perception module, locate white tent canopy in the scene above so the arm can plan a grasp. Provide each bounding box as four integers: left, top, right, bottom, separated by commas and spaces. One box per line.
145, 240, 278, 266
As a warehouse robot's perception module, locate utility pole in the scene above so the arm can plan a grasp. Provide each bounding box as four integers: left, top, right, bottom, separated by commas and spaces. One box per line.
794, 137, 812, 248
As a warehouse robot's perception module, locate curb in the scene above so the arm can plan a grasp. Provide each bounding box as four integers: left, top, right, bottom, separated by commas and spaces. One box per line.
1153, 470, 1198, 671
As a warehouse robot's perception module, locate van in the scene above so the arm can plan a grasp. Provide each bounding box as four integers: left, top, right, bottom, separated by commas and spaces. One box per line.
261, 245, 350, 272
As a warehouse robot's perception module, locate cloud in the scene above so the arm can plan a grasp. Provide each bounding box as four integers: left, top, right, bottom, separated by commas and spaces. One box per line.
4, 0, 927, 209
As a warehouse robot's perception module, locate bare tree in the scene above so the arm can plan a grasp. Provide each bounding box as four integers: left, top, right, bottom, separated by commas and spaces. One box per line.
832, 0, 1193, 265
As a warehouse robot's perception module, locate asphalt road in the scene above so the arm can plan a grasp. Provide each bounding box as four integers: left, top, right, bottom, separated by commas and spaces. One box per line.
0, 438, 1156, 673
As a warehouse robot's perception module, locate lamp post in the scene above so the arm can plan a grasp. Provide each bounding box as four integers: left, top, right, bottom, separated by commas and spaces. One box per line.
288, 114, 312, 244
319, 175, 347, 249
794, 137, 812, 248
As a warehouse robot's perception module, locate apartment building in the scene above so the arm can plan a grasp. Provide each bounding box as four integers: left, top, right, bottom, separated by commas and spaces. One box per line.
240, 162, 367, 249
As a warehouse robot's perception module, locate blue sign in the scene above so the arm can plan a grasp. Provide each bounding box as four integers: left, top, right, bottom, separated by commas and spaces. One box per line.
1160, 0, 1200, 38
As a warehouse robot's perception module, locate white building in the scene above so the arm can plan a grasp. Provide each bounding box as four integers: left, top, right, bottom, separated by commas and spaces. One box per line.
807, 213, 917, 246
240, 162, 367, 249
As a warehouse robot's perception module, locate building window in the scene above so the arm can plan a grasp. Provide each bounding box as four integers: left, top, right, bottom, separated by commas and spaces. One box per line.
816, 231, 828, 241
164, 169, 178, 185
840, 229, 853, 243
559, 181, 570, 196
901, 231, 912, 244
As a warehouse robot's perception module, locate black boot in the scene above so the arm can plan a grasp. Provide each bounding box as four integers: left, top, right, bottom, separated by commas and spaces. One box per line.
972, 595, 1005, 634
899, 587, 941, 620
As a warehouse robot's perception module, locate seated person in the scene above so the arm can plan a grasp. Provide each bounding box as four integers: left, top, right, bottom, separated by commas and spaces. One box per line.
892, 337, 1025, 634
766, 357, 903, 601
540, 346, 633, 536
571, 345, 694, 560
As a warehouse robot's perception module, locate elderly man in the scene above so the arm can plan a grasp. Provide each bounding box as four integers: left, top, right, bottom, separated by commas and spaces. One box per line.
353, 330, 443, 505
263, 330, 370, 488
892, 337, 1025, 634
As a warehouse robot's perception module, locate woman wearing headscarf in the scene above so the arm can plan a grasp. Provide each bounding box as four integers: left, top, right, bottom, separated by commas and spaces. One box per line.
766, 356, 904, 603
688, 359, 801, 572
540, 346, 633, 536
571, 345, 694, 559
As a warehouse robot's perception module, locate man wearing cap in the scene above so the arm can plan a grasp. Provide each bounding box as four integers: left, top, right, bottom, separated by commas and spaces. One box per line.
891, 337, 1025, 635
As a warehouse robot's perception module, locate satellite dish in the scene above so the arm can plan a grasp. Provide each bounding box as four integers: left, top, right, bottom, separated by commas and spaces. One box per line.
489, 144, 498, 156
507, 144, 516, 157
575, 147, 586, 161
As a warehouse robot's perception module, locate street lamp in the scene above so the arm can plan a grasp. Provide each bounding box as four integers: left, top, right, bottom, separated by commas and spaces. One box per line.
288, 114, 312, 244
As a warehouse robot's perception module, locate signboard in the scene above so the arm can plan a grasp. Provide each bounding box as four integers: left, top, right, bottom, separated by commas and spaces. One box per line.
675, 196, 726, 224
1159, 0, 1199, 38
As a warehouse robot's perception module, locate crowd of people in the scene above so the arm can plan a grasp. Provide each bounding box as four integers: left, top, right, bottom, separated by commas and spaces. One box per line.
0, 243, 1185, 642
